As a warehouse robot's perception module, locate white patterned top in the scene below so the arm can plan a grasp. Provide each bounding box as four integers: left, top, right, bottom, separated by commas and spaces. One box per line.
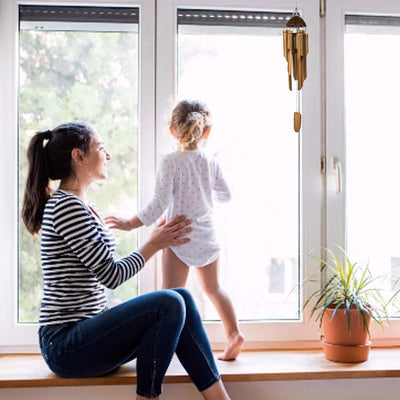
137, 150, 231, 266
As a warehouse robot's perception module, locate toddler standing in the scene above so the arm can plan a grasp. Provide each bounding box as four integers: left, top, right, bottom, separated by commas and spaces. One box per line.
106, 100, 244, 360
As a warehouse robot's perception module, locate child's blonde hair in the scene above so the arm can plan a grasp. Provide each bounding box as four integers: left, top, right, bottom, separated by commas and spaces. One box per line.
170, 100, 211, 150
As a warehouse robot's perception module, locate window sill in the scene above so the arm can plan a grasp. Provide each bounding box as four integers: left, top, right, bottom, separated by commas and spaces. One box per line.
2, 348, 400, 388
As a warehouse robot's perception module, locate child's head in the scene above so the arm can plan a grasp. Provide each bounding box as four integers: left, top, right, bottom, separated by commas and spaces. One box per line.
170, 99, 211, 150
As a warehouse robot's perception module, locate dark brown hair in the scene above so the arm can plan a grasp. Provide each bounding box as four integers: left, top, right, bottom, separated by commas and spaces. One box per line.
22, 122, 94, 235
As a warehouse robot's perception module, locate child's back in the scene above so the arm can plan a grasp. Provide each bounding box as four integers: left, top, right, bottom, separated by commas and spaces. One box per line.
139, 149, 230, 266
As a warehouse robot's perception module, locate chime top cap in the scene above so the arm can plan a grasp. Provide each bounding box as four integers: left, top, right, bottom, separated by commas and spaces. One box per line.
286, 7, 306, 28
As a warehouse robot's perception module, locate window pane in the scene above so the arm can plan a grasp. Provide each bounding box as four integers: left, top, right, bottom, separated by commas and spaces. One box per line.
18, 23, 139, 322
177, 18, 300, 320
345, 20, 400, 315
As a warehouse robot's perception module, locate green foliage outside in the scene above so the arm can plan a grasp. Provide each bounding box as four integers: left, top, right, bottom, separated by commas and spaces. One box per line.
19, 29, 140, 322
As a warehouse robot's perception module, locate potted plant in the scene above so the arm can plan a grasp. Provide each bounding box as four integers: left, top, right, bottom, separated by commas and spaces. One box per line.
304, 248, 397, 363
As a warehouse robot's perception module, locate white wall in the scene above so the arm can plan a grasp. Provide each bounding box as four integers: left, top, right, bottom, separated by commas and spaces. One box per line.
2, 379, 400, 400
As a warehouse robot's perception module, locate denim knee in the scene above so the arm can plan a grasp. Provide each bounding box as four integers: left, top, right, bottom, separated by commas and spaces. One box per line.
158, 289, 186, 324
171, 287, 193, 303
171, 287, 199, 314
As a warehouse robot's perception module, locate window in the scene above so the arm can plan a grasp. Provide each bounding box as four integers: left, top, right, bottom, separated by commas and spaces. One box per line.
3, 0, 399, 351
1, 0, 155, 349
156, 0, 321, 344
326, 0, 400, 339
176, 9, 300, 321
18, 4, 140, 323
1, 0, 322, 350
345, 14, 400, 316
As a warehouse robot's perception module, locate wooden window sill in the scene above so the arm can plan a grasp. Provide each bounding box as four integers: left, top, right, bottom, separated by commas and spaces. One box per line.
2, 348, 400, 389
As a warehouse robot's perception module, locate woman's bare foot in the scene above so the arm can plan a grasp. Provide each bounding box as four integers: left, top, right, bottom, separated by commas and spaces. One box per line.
218, 332, 245, 361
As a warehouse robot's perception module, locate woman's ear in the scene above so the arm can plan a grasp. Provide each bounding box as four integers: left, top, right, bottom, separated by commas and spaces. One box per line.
71, 148, 85, 166
203, 126, 211, 139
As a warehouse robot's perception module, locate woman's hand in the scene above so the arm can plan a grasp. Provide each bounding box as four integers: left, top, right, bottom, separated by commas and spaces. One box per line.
151, 215, 192, 248
138, 215, 192, 262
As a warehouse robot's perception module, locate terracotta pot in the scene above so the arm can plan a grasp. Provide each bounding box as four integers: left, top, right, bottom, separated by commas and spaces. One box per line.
322, 340, 371, 363
321, 306, 371, 362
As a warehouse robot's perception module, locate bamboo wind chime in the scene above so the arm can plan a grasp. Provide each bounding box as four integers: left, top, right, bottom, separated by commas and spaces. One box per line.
283, 8, 308, 132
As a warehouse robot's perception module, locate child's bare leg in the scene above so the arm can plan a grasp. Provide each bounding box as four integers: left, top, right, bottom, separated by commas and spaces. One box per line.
162, 247, 190, 289
195, 260, 244, 361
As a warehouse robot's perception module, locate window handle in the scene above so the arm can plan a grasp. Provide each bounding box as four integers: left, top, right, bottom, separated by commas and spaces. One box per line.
332, 157, 342, 193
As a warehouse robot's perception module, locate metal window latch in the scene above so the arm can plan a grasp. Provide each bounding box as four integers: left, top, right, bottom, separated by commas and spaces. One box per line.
332, 157, 342, 193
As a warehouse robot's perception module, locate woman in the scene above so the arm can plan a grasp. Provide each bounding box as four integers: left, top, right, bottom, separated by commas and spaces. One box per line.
22, 122, 231, 400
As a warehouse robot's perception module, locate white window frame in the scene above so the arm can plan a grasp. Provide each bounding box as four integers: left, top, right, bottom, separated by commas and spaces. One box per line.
0, 0, 156, 352
1, 0, 323, 351
326, 0, 400, 343
156, 0, 322, 347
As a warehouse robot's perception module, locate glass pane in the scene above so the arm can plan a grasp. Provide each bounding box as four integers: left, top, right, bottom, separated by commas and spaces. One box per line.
177, 23, 300, 320
18, 26, 139, 322
345, 22, 400, 315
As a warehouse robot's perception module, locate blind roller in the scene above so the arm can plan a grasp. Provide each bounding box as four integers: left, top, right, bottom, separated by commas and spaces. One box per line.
178, 9, 292, 28
19, 5, 139, 24
346, 14, 400, 27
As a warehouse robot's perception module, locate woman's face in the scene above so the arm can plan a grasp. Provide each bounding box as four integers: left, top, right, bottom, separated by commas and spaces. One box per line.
83, 130, 111, 182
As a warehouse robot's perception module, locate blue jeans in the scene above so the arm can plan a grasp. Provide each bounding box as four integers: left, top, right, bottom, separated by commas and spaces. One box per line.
39, 288, 220, 398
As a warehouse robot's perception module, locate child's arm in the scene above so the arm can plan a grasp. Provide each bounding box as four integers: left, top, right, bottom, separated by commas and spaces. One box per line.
105, 215, 144, 231
213, 160, 231, 203
136, 155, 174, 226
107, 156, 174, 231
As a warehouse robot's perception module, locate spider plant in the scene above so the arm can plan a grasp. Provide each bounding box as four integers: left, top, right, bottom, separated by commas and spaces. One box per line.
304, 248, 398, 333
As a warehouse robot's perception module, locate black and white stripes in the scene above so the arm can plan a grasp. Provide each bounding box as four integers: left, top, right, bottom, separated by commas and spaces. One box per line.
39, 190, 144, 325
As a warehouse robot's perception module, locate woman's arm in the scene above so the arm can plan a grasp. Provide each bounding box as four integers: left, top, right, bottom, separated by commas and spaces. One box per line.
53, 195, 190, 288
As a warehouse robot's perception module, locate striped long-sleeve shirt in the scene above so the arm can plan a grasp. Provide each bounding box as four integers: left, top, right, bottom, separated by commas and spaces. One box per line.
39, 189, 144, 326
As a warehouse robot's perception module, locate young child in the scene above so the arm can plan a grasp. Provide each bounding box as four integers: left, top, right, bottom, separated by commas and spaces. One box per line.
106, 99, 244, 360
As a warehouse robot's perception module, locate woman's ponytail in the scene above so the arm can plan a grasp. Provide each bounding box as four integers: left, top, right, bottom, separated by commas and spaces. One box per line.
22, 130, 53, 236
22, 122, 93, 236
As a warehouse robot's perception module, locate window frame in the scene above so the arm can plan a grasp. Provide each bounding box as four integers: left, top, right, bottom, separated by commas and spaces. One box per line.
156, 0, 323, 346
0, 0, 156, 352
326, 0, 400, 342
1, 0, 323, 351
1, 0, 25, 352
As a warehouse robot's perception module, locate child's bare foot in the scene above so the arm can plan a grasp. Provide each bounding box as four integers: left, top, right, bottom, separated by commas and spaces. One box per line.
218, 332, 245, 361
